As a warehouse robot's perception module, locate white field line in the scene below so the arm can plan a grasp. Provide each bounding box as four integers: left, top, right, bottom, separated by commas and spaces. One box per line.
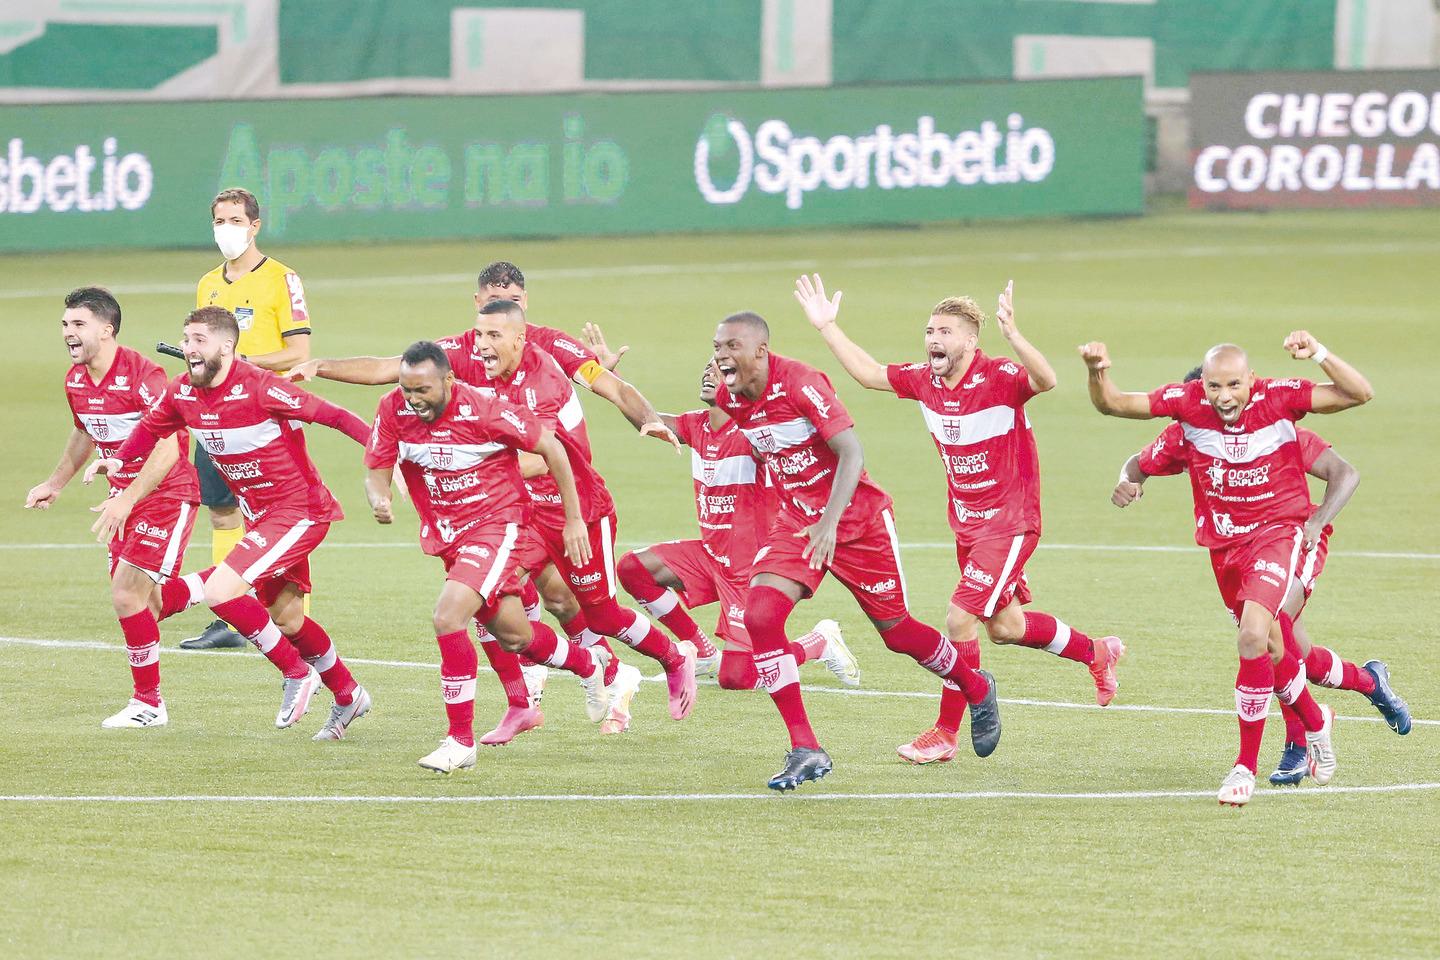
2, 783, 1438, 804
2, 240, 1437, 301
1, 540, 1436, 560
2, 635, 1433, 729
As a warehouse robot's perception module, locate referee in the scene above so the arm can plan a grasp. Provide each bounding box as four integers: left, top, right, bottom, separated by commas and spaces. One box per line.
181, 187, 314, 649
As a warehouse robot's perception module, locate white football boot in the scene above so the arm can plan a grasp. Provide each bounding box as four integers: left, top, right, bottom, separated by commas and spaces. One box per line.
813, 619, 860, 687
417, 736, 477, 774
1306, 703, 1338, 785
101, 698, 168, 729
579, 646, 613, 722
312, 685, 372, 741
275, 667, 322, 729
520, 662, 548, 709
1217, 764, 1256, 807
600, 662, 644, 735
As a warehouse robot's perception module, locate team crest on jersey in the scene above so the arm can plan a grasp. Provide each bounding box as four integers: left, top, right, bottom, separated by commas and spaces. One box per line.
179, 384, 193, 397
458, 404, 473, 418
702, 460, 718, 485
87, 417, 109, 440
1222, 434, 1249, 460
235, 306, 254, 331
752, 428, 776, 453
430, 445, 454, 469
942, 418, 964, 444
202, 430, 225, 453
113, 376, 128, 388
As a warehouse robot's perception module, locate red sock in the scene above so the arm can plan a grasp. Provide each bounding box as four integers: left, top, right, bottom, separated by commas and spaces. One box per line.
1304, 644, 1376, 695
1274, 651, 1324, 732
524, 621, 595, 677
478, 638, 529, 709
1020, 611, 1095, 664
436, 629, 477, 746
118, 610, 161, 706
521, 579, 541, 618
158, 567, 210, 621
1235, 655, 1273, 773
934, 639, 981, 734
1279, 700, 1306, 747
745, 585, 819, 750
287, 617, 356, 705
789, 626, 827, 665
879, 616, 988, 703
211, 595, 308, 679
617, 551, 709, 652
592, 602, 682, 669
718, 650, 759, 690
557, 612, 616, 683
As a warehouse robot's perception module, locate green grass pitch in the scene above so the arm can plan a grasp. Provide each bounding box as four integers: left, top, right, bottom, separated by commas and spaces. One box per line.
1, 205, 1436, 958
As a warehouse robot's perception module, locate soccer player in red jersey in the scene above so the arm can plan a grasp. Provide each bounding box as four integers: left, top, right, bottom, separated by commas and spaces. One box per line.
797, 275, 1126, 765
1115, 376, 1410, 784
1082, 331, 1374, 805
712, 310, 1000, 790
26, 288, 203, 728
614, 360, 861, 691
91, 306, 373, 739
364, 341, 612, 772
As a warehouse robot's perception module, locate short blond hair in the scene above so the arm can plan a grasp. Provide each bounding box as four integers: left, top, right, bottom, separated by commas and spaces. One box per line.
930, 296, 985, 329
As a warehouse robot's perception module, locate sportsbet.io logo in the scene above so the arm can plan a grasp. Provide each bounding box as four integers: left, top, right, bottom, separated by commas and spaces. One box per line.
694, 112, 1056, 210
0, 138, 153, 214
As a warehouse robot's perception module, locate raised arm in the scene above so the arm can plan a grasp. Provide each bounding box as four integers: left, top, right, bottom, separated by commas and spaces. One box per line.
587, 369, 682, 452
26, 427, 93, 509
994, 281, 1056, 394
1303, 448, 1360, 548
1283, 331, 1374, 413
1079, 342, 1155, 419
263, 381, 371, 445
533, 427, 592, 567
288, 355, 402, 386
794, 274, 892, 392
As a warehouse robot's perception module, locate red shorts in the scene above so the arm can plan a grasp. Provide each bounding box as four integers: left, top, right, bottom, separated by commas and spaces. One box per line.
439, 520, 528, 621
222, 511, 330, 606
751, 508, 908, 622
513, 512, 618, 609
107, 495, 198, 582
1208, 522, 1306, 620
649, 538, 751, 652
950, 533, 1037, 618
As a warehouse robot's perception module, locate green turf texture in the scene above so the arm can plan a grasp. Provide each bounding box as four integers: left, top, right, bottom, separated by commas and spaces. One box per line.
1, 206, 1436, 958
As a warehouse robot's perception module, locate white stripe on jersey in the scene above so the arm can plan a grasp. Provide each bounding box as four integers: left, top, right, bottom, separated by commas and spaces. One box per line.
690, 451, 757, 486
397, 440, 506, 469
1180, 420, 1297, 464
918, 403, 1016, 447
740, 417, 815, 453
195, 419, 282, 456
557, 389, 585, 431
79, 411, 144, 443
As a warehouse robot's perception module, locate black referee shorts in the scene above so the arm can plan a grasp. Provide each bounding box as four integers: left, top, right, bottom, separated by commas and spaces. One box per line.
193, 441, 238, 509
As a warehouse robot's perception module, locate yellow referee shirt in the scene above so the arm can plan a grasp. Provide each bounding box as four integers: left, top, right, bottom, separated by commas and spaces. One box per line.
195, 256, 311, 357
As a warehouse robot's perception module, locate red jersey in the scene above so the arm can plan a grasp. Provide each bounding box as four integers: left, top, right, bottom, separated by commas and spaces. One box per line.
434, 330, 615, 523
65, 346, 198, 502
672, 408, 778, 576
716, 354, 891, 536
1147, 377, 1315, 548
365, 382, 542, 555
1139, 423, 1330, 477
886, 350, 1041, 545
123, 361, 365, 525
524, 322, 603, 384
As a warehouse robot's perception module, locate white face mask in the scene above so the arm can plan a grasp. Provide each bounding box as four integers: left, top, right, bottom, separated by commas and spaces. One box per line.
214, 223, 252, 261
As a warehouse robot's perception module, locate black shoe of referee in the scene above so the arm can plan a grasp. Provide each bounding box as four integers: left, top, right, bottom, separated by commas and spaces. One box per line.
179, 619, 247, 650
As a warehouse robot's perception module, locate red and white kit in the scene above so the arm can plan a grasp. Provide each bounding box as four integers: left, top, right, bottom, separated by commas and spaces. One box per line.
524, 322, 604, 384
653, 409, 779, 651
716, 353, 905, 620
118, 361, 369, 604
433, 329, 618, 601
1139, 420, 1333, 612
366, 381, 542, 617
887, 351, 1040, 617
65, 345, 199, 580
1147, 376, 1317, 618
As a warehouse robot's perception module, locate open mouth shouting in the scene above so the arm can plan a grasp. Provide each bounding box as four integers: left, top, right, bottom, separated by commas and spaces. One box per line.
715, 359, 739, 387
926, 344, 950, 374
65, 337, 83, 361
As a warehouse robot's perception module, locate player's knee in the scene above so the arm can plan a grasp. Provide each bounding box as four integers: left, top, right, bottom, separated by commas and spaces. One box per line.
616, 551, 650, 591
718, 652, 758, 690
491, 625, 529, 653
202, 577, 239, 611
109, 580, 147, 617
946, 606, 983, 642
985, 618, 1024, 644
432, 605, 469, 638
1236, 625, 1269, 658
209, 507, 240, 531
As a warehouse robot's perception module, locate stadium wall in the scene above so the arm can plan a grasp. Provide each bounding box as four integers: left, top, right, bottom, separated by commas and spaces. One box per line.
0, 76, 1144, 253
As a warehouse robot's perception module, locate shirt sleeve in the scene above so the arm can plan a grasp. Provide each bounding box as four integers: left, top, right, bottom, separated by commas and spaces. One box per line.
1296, 428, 1330, 470
258, 373, 368, 444
1270, 378, 1314, 420
1000, 359, 1039, 406
1137, 423, 1188, 476
279, 272, 311, 336
885, 363, 924, 400
363, 399, 398, 470
794, 369, 855, 442
491, 399, 544, 454
528, 324, 597, 382
670, 411, 701, 448
1147, 382, 1188, 418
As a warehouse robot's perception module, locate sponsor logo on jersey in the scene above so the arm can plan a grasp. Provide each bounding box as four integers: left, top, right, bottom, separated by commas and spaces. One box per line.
962, 561, 995, 586
244, 530, 268, 547
726, 603, 745, 625
222, 383, 250, 402
68, 372, 85, 387
1252, 558, 1288, 579
457, 403, 473, 418
285, 273, 309, 321
550, 338, 587, 359
1211, 511, 1260, 538
178, 383, 195, 399
1206, 459, 1226, 490
436, 518, 458, 543
570, 570, 604, 587
946, 451, 989, 476
1270, 378, 1302, 389
436, 339, 460, 350
138, 384, 155, 406
1163, 386, 1185, 400
953, 502, 1002, 523
109, 376, 130, 391
778, 448, 818, 476
133, 520, 170, 540
500, 409, 528, 434
1226, 464, 1271, 488
801, 384, 832, 418
859, 578, 898, 595
437, 471, 485, 494
459, 545, 491, 559
219, 459, 263, 480
234, 306, 254, 331
999, 362, 1020, 376
265, 386, 301, 409
962, 373, 986, 390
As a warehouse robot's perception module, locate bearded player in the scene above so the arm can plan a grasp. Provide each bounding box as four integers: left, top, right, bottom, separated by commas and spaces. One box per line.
606, 353, 861, 691
797, 275, 1125, 765
1082, 332, 1373, 805
365, 341, 612, 772
90, 306, 372, 739
1115, 377, 1410, 785
712, 310, 1000, 790
25, 287, 203, 727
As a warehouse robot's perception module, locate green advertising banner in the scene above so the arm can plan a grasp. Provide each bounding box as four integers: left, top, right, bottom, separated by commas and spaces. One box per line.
0, 77, 1143, 253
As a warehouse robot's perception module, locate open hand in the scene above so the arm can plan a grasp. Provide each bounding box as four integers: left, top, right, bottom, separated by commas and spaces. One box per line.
796, 517, 838, 570
287, 359, 321, 383
90, 494, 133, 544
84, 458, 121, 485
794, 274, 842, 331
563, 516, 593, 567
580, 322, 629, 372
641, 420, 682, 454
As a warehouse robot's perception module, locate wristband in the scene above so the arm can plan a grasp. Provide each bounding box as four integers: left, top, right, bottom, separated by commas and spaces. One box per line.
1311, 343, 1329, 364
